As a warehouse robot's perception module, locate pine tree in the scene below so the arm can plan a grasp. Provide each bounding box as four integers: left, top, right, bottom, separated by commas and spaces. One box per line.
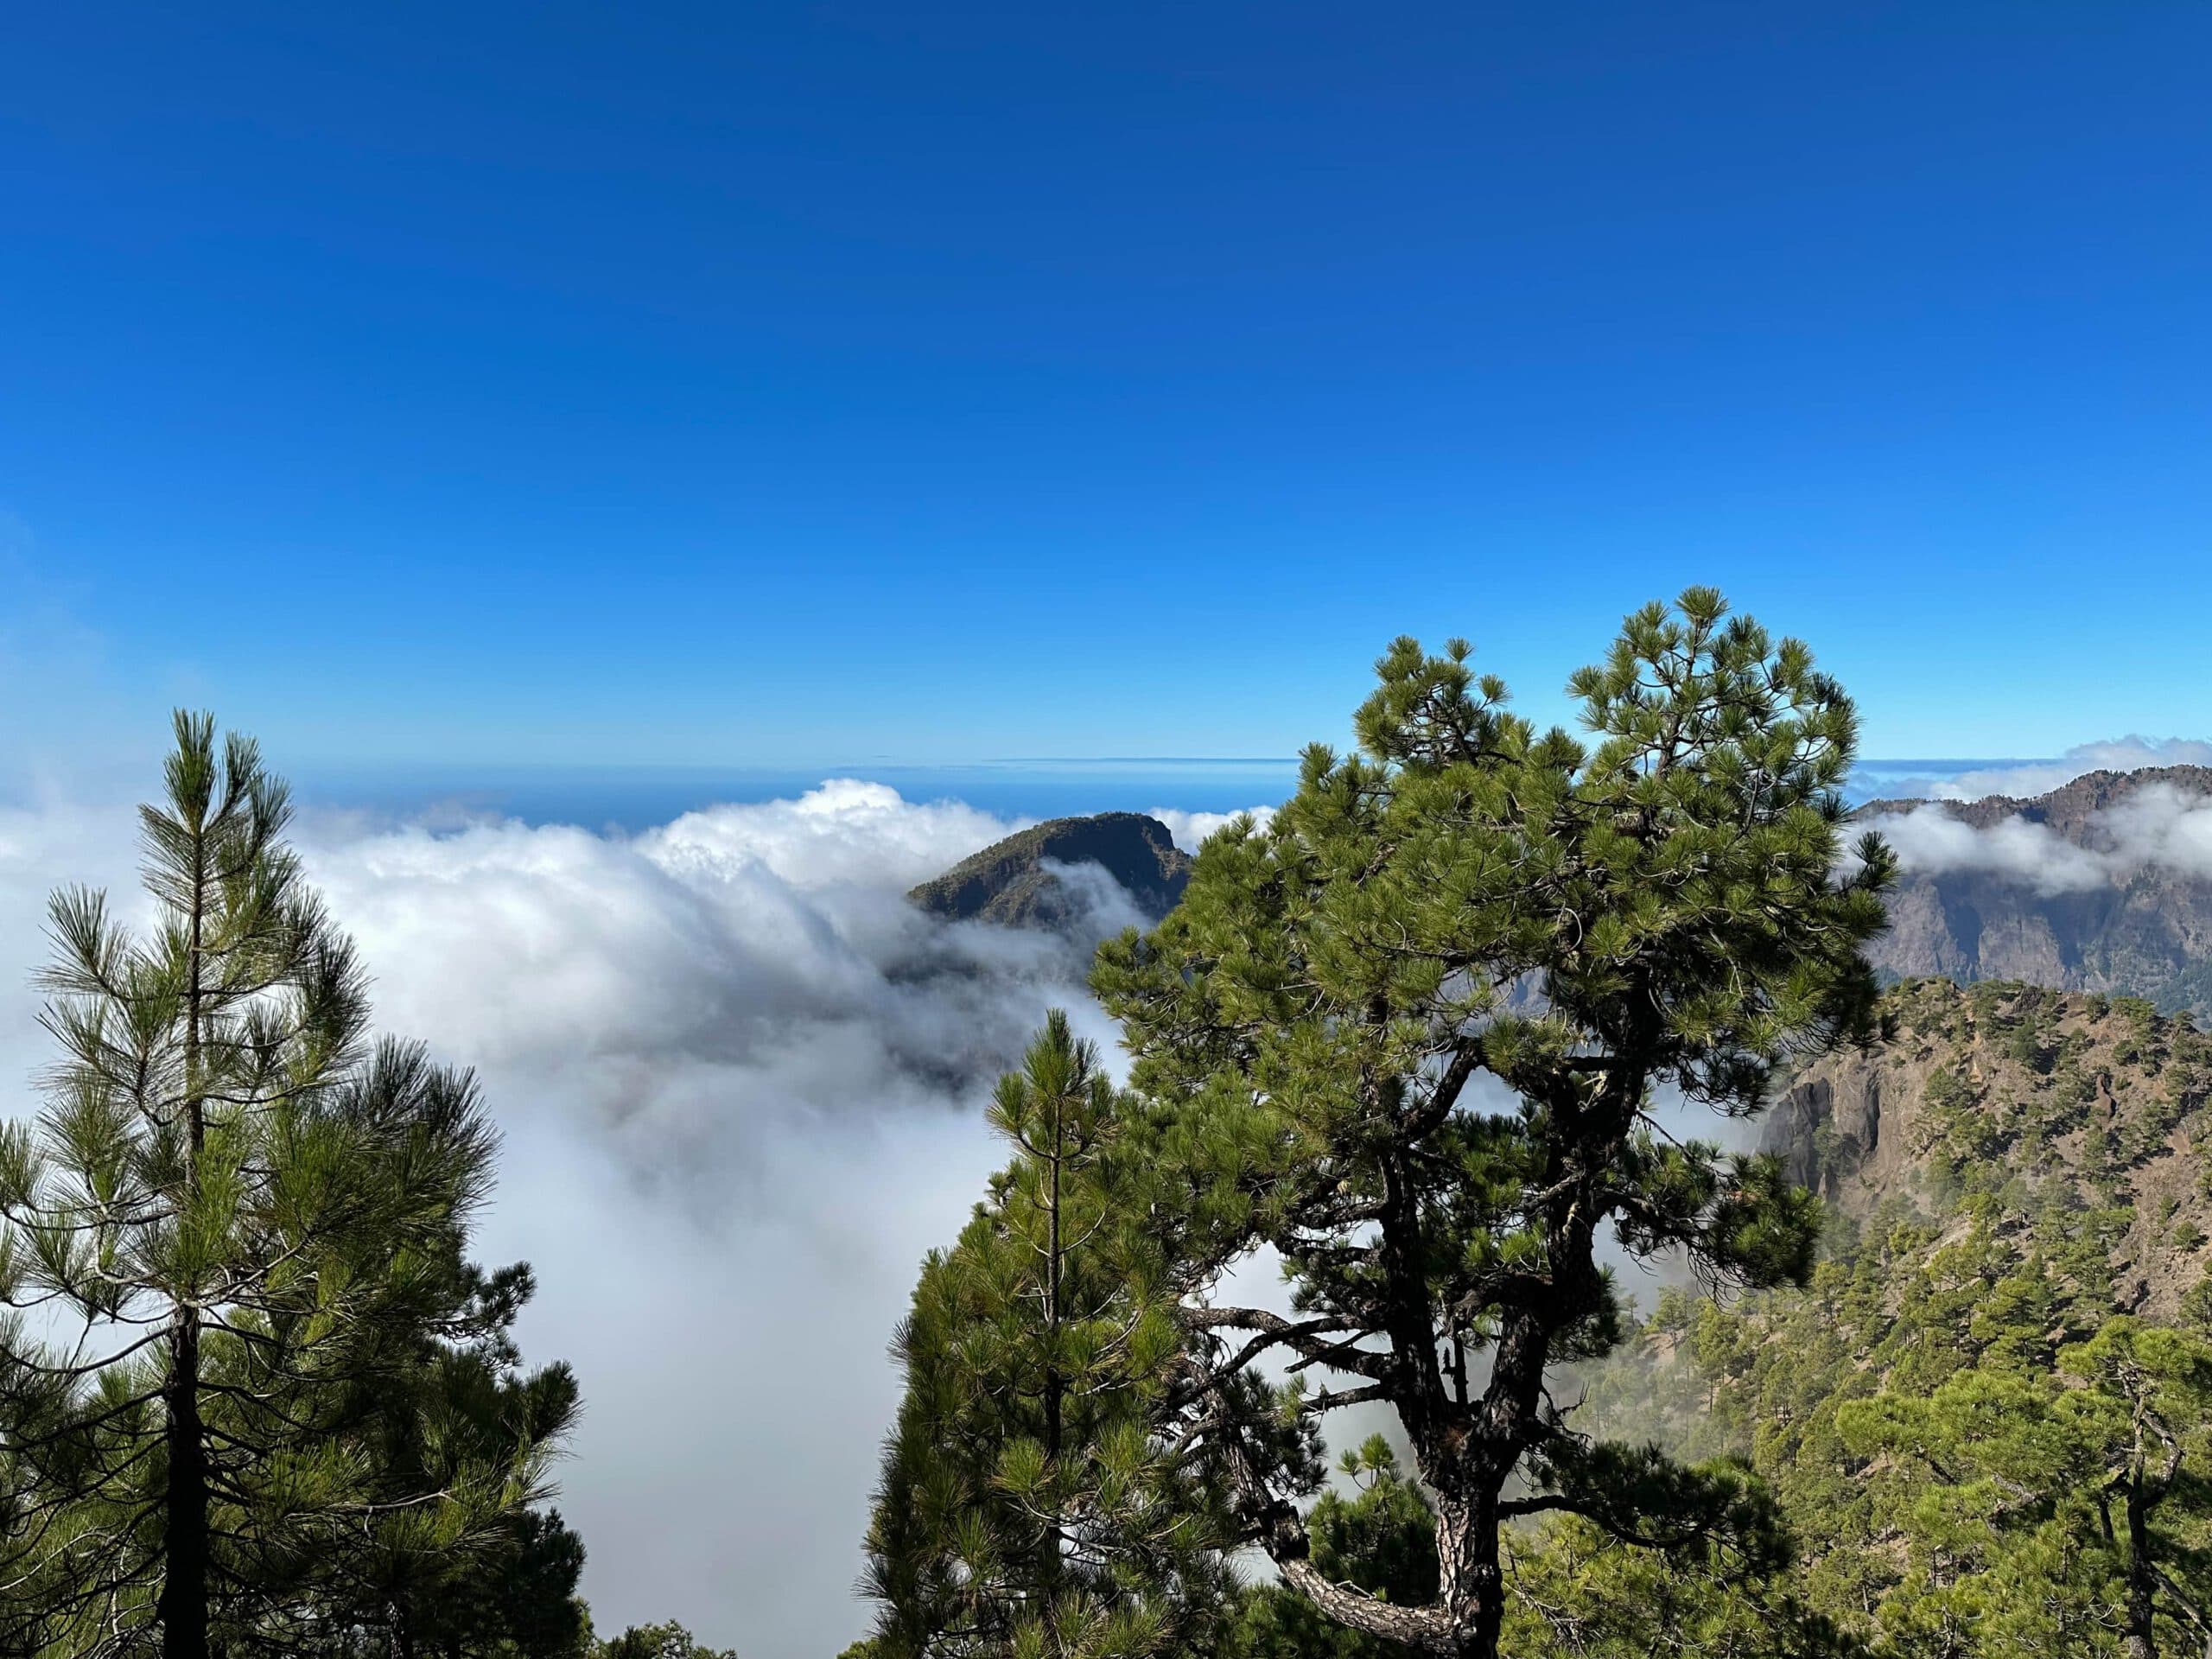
1092, 589, 1895, 1658
1838, 1317, 2212, 1658
323, 1262, 587, 1657
592, 1623, 739, 1659
0, 712, 571, 1657
857, 1012, 1250, 1659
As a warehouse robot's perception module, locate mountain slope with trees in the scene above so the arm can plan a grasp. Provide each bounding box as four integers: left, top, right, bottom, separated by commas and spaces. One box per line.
1763, 977, 2212, 1317
1569, 977, 2212, 1656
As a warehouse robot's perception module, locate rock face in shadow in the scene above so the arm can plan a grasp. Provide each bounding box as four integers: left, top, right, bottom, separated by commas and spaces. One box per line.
1763, 979, 2212, 1318
1862, 766, 2212, 1020
906, 812, 1192, 931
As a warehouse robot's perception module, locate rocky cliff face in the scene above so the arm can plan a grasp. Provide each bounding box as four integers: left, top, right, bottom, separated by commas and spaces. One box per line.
1764, 978, 2212, 1316
1862, 766, 2212, 1020
906, 812, 1192, 931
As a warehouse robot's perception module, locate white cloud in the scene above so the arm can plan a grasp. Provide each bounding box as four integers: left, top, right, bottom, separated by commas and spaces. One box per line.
0, 780, 1156, 1656
1878, 737, 2212, 804
1864, 779, 2212, 893
1859, 805, 2110, 895
2098, 782, 2212, 881
1147, 804, 1276, 853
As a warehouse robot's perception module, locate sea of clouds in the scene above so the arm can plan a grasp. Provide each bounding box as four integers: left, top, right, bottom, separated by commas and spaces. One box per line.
0, 779, 1276, 1657
7, 736, 2212, 1655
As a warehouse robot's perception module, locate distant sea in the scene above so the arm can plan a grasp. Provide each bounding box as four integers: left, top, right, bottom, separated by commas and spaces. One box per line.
1845, 759, 2052, 805
289, 760, 1306, 832
285, 754, 2044, 831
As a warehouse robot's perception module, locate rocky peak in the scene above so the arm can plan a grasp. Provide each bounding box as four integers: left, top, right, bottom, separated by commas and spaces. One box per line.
906, 812, 1193, 931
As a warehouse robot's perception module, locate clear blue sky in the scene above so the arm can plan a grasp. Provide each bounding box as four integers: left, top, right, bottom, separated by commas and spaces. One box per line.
3, 3, 2208, 768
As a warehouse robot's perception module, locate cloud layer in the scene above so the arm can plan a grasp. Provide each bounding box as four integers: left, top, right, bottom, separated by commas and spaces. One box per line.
1, 780, 1157, 1656
1146, 804, 1276, 852
1866, 781, 2212, 893
297, 782, 1100, 1177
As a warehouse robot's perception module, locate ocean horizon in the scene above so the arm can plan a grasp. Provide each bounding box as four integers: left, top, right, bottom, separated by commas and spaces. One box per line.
281, 754, 2051, 830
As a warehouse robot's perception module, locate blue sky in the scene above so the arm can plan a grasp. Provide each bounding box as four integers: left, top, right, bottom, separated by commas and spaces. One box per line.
3, 3, 2209, 770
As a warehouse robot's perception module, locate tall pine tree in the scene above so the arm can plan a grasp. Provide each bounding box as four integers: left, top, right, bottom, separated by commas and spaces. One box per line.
0, 713, 572, 1657
1091, 589, 1894, 1658
857, 1012, 1253, 1659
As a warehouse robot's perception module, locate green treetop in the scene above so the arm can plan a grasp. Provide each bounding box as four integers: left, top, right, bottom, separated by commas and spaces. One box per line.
857, 1012, 1252, 1659
1092, 588, 1894, 1658
0, 713, 574, 1658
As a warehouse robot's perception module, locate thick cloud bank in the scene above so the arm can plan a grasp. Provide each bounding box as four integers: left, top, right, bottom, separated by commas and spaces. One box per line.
297, 782, 1108, 1179
0, 780, 1163, 1657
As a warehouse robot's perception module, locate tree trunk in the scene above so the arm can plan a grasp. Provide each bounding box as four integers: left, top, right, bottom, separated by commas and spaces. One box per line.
1434, 1490, 1503, 1659
2126, 1471, 2158, 1659
160, 822, 212, 1659
156, 1318, 211, 1659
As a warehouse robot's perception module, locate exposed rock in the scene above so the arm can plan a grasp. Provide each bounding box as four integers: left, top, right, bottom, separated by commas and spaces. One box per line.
906, 812, 1192, 931
1861, 766, 2212, 1020
1764, 978, 2212, 1318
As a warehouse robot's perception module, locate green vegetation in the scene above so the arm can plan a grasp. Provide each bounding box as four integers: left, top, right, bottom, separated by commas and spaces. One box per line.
855, 1013, 1248, 1658
1554, 982, 2212, 1656
593, 1623, 740, 1659
0, 715, 725, 1658
864, 590, 1902, 1658
18, 595, 2212, 1659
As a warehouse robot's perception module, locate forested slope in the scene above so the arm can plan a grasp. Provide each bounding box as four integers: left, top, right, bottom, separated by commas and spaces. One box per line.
1564, 979, 2212, 1654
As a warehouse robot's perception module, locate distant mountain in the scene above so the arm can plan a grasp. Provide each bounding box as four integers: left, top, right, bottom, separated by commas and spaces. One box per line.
1863, 765, 2212, 1020
907, 812, 1192, 931
1764, 976, 2212, 1318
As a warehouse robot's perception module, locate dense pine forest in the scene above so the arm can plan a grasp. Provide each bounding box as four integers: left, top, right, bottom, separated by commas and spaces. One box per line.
9, 593, 2212, 1657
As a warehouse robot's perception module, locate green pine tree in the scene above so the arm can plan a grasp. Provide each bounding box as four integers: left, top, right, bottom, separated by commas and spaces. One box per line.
324, 1262, 587, 1657
1092, 588, 1894, 1658
0, 713, 572, 1658
1837, 1317, 2212, 1657
858, 1012, 1252, 1659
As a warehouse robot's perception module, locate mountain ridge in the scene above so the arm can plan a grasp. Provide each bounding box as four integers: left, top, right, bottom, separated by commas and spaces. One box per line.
1859, 766, 2212, 1019
906, 811, 1193, 930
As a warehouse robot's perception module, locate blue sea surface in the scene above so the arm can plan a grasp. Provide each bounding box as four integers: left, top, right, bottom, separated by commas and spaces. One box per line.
284, 753, 2040, 830
289, 760, 1306, 832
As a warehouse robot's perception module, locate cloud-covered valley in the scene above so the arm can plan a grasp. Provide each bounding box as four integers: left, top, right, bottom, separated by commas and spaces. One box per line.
0, 780, 1235, 1656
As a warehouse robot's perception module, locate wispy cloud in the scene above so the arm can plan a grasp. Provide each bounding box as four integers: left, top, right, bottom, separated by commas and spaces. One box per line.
1865, 737, 2212, 804
1145, 804, 1275, 852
